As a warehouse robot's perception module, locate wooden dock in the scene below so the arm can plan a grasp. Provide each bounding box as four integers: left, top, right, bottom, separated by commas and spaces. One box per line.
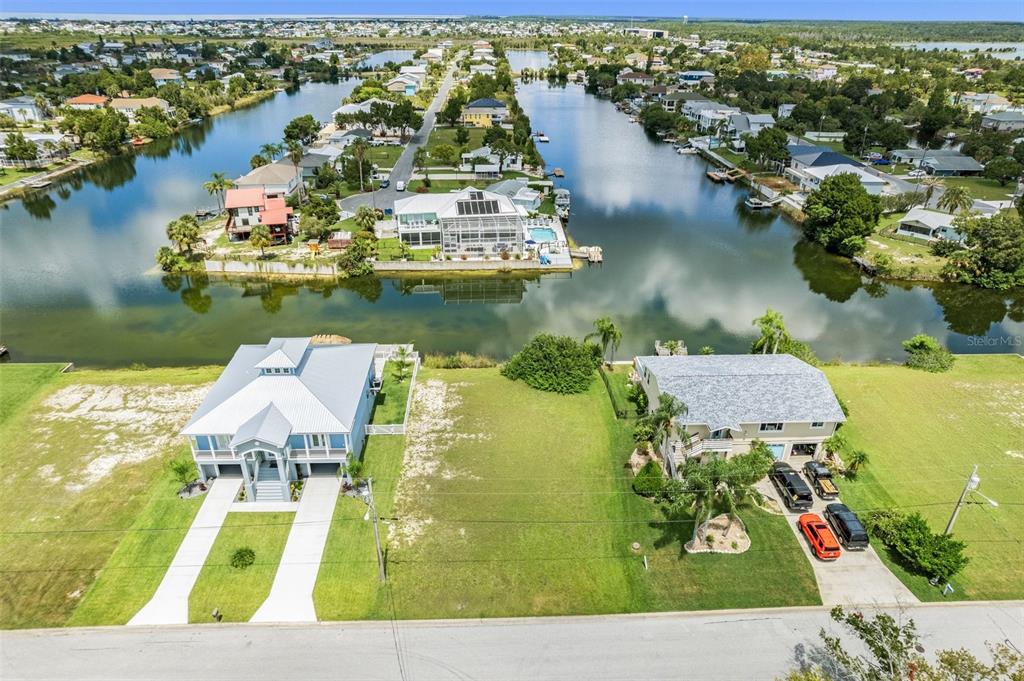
571, 246, 603, 263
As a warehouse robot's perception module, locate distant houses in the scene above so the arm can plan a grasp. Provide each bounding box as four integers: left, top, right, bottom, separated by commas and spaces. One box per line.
461, 98, 508, 128
0, 96, 45, 123
981, 111, 1024, 132
148, 67, 183, 87
890, 149, 984, 176
65, 94, 109, 110
108, 96, 172, 123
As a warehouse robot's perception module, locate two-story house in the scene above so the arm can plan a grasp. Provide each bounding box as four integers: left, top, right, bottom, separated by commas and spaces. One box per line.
461, 98, 507, 128
395, 186, 525, 256
181, 338, 379, 502
224, 187, 295, 242
633, 354, 846, 477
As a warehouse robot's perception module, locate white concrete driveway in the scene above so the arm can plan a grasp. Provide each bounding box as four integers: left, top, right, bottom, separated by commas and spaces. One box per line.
758, 476, 918, 607
129, 477, 241, 625
250, 474, 341, 623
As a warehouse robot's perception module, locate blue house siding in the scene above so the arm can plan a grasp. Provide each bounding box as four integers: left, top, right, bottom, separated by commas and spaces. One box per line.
348, 363, 376, 459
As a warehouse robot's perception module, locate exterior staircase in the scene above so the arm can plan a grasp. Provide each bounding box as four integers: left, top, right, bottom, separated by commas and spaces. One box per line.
254, 465, 286, 502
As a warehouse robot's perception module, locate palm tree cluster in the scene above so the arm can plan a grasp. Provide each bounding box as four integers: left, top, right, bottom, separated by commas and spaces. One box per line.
752, 307, 789, 355
202, 172, 235, 214
585, 316, 622, 363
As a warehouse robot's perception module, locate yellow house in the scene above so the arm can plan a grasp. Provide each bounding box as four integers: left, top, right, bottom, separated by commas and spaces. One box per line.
461, 97, 507, 128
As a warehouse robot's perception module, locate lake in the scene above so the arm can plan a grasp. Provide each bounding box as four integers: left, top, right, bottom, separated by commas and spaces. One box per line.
358, 50, 416, 68
0, 76, 1021, 367
507, 49, 552, 72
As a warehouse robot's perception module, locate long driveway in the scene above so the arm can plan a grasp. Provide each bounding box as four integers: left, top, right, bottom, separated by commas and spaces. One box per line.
341, 54, 462, 213
250, 475, 341, 623
4, 602, 1021, 681
758, 477, 918, 606
127, 477, 241, 626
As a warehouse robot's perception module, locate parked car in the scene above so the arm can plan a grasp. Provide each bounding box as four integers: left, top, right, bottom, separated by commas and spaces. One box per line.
769, 462, 813, 511
824, 503, 870, 550
396, 180, 406, 192
908, 169, 926, 178
803, 461, 839, 500
379, 179, 390, 189
799, 513, 842, 560
872, 158, 891, 165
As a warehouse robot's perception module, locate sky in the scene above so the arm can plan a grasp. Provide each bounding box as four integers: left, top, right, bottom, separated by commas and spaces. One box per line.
3, 0, 1023, 22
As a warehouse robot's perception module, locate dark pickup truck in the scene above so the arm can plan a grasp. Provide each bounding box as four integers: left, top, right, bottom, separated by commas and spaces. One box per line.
803, 461, 840, 500
769, 462, 814, 511
824, 503, 870, 550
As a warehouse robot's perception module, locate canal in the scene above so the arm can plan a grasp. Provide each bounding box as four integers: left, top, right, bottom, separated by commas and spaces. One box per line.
0, 71, 1021, 366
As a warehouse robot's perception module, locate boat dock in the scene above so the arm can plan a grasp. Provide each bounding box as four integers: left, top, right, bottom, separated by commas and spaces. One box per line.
571, 246, 603, 263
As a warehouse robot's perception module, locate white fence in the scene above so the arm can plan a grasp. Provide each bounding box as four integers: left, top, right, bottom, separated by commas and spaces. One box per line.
365, 348, 421, 436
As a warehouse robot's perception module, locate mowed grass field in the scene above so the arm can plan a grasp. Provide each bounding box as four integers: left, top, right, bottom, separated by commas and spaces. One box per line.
824, 355, 1024, 600
314, 368, 819, 619
0, 363, 218, 628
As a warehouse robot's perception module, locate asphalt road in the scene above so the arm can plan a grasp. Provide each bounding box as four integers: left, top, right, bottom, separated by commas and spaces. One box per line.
3, 602, 1021, 681
342, 55, 462, 213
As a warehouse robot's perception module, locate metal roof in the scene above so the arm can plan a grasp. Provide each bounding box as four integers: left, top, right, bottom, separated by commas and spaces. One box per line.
182, 339, 376, 438
636, 354, 846, 432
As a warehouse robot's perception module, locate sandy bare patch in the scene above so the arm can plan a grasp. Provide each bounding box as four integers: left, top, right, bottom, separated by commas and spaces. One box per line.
389, 378, 487, 546
36, 383, 210, 492
685, 514, 751, 554
1007, 451, 1024, 460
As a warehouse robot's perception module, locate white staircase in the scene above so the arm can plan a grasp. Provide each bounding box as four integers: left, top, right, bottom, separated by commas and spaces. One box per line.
255, 465, 286, 502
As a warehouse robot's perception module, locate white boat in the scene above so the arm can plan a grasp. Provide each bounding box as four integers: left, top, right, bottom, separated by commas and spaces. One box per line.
744, 196, 777, 210
536, 134, 550, 143
677, 147, 698, 155
28, 180, 51, 189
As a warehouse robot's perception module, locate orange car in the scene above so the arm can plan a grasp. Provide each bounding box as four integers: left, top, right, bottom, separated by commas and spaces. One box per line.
799, 513, 842, 561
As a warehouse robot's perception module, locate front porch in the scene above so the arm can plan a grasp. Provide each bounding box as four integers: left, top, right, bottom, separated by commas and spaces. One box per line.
196, 446, 347, 503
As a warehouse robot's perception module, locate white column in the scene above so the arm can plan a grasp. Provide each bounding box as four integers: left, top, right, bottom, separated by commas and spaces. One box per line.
238, 453, 255, 502
276, 451, 289, 500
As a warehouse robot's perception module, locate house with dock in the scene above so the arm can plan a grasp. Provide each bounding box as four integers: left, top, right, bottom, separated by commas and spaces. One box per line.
633, 354, 846, 477
109, 96, 172, 123
895, 208, 968, 243
234, 160, 301, 198
181, 337, 379, 501
224, 187, 295, 242
461, 98, 508, 128
395, 187, 525, 255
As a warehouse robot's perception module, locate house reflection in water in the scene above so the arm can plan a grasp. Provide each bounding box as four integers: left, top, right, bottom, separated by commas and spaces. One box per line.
393, 274, 569, 304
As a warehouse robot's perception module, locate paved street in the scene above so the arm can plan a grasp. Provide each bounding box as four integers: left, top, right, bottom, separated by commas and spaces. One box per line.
3, 602, 1020, 680
341, 54, 462, 213
758, 477, 918, 607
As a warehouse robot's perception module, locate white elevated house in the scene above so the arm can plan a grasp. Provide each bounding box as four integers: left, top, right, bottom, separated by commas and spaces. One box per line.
633, 354, 846, 477
487, 178, 542, 211
459, 144, 524, 177
895, 207, 968, 243
235, 160, 301, 198
181, 338, 379, 502
394, 187, 525, 256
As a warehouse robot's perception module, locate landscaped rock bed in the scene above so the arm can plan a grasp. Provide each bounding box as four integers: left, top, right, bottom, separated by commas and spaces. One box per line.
685, 514, 751, 554
177, 480, 208, 499
628, 447, 666, 475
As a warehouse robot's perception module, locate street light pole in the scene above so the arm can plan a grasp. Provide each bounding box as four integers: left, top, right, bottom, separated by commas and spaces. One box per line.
945, 464, 980, 535
366, 477, 386, 582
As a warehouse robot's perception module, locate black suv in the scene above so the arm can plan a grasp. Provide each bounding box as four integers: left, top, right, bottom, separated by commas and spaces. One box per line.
824, 503, 870, 550
769, 462, 813, 511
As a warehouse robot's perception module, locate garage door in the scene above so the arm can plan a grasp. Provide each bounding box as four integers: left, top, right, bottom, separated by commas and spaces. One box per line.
767, 444, 785, 460
217, 464, 242, 477
309, 462, 341, 476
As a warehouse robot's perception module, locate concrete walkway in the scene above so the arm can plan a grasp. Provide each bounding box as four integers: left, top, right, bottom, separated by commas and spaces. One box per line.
128, 477, 241, 625
758, 478, 918, 607
250, 475, 342, 623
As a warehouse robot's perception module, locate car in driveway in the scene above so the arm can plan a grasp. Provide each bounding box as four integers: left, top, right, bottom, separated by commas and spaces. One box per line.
824, 503, 870, 550
803, 461, 839, 500
798, 513, 842, 560
769, 462, 813, 511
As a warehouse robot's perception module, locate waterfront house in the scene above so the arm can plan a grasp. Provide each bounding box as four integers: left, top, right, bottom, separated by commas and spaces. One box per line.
616, 71, 654, 87
234, 160, 301, 198
395, 187, 525, 256
981, 111, 1024, 132
148, 67, 183, 86
787, 146, 860, 172
955, 92, 1010, 114
487, 178, 542, 211
224, 187, 295, 241
726, 112, 776, 143
0, 96, 45, 123
459, 145, 524, 177
470, 63, 497, 76
423, 47, 444, 63
386, 74, 420, 96
296, 151, 336, 180
633, 354, 846, 477
661, 92, 707, 113
895, 208, 968, 243
678, 70, 715, 88
109, 97, 172, 123
462, 98, 507, 128
181, 337, 378, 501
790, 164, 887, 196
920, 154, 984, 177
65, 94, 109, 110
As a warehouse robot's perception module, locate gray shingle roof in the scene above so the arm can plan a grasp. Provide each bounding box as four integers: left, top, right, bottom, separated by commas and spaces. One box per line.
636, 354, 846, 432
182, 338, 376, 437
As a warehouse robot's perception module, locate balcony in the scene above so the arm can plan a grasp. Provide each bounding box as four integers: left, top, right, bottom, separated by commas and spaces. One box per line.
193, 449, 237, 462
288, 448, 348, 461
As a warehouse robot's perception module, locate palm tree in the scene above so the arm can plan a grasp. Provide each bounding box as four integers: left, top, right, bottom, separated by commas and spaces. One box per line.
413, 146, 429, 183
350, 138, 368, 192
584, 316, 622, 363
920, 177, 944, 208
249, 224, 271, 257
937, 185, 973, 215
639, 393, 688, 454
202, 172, 234, 214
752, 307, 789, 355
846, 449, 870, 477
260, 142, 282, 160
354, 205, 377, 232
286, 141, 304, 202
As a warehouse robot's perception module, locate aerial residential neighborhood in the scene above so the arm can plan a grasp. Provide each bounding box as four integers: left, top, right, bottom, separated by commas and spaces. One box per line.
0, 2, 1022, 680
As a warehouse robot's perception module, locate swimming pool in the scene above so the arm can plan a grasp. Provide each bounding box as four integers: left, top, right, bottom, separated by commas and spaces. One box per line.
529, 227, 558, 242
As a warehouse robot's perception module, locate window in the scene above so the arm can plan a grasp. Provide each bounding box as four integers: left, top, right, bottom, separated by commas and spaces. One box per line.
287, 434, 306, 450
811, 421, 825, 429
759, 422, 784, 433
708, 429, 730, 440
214, 435, 229, 450
194, 436, 212, 451
309, 434, 325, 448
329, 434, 347, 450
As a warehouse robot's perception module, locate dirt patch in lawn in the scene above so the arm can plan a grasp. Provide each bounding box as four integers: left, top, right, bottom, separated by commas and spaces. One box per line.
389, 378, 487, 546
35, 383, 210, 492
685, 514, 751, 554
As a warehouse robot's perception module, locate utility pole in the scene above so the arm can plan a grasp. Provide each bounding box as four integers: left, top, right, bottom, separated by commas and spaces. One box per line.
366, 477, 386, 582
945, 464, 979, 535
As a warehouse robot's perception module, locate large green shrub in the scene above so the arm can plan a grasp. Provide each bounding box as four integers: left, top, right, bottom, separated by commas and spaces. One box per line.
902, 334, 955, 373
230, 547, 256, 569
500, 334, 600, 394
865, 510, 968, 582
633, 460, 664, 497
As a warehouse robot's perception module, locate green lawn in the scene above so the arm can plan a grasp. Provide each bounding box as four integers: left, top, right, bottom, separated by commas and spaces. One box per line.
188, 512, 294, 623
313, 368, 819, 619
365, 144, 405, 169
599, 364, 634, 418
424, 125, 487, 162
0, 164, 55, 187
908, 176, 1016, 202
0, 364, 219, 628
371, 361, 414, 424
375, 237, 436, 262
824, 356, 1024, 601
405, 179, 475, 193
